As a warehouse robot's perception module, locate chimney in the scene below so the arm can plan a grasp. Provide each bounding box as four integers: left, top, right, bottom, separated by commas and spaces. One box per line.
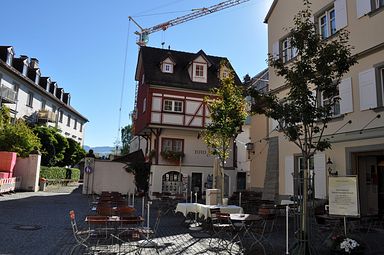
30, 58, 39, 68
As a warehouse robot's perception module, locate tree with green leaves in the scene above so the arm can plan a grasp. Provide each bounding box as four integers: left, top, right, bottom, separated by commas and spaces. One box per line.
33, 126, 69, 166
202, 61, 247, 201
59, 138, 86, 167
121, 124, 133, 155
0, 118, 41, 157
249, 2, 356, 254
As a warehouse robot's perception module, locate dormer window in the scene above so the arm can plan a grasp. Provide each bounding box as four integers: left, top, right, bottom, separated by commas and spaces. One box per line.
35, 70, 41, 84
192, 62, 207, 83
22, 62, 28, 76
6, 48, 13, 66
163, 63, 173, 73
161, 57, 175, 74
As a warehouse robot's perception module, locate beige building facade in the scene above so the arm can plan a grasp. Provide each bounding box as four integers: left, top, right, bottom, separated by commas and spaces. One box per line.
251, 0, 384, 215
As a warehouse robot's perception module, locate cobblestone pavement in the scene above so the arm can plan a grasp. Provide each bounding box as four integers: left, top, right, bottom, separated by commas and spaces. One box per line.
1, 184, 384, 255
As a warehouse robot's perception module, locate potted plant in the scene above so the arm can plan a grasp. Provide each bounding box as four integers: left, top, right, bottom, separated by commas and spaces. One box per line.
160, 150, 184, 162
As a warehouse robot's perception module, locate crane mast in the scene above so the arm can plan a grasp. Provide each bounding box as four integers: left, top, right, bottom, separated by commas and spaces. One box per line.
129, 0, 249, 46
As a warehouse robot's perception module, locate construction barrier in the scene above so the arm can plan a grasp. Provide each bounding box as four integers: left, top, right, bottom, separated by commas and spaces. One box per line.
0, 177, 21, 193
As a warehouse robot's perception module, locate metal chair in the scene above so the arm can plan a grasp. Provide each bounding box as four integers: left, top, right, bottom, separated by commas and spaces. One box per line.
208, 209, 235, 252
69, 210, 94, 255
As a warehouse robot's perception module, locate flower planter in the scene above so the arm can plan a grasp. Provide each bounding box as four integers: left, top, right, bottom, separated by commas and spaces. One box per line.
0, 151, 17, 172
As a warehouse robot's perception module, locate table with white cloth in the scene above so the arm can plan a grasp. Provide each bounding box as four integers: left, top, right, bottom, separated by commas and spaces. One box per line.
175, 203, 243, 219
175, 203, 197, 217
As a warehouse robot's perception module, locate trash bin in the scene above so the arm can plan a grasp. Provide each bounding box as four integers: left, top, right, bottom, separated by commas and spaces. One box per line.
39, 178, 47, 191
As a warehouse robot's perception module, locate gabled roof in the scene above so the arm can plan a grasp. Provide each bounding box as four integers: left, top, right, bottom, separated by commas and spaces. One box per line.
135, 46, 242, 91
264, 0, 278, 23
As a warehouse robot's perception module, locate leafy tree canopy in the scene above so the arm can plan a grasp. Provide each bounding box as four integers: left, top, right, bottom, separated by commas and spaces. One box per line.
202, 61, 248, 163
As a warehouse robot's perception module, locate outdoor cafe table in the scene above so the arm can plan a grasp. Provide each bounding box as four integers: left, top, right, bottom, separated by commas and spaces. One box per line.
175, 203, 243, 219
85, 215, 144, 236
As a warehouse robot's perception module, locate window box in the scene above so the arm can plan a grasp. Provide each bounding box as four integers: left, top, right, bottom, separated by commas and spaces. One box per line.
160, 150, 184, 162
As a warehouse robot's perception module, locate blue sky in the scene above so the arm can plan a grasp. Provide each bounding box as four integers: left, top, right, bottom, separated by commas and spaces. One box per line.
1, 0, 273, 147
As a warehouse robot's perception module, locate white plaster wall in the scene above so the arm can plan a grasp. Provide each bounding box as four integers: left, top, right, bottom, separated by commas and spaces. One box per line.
149, 164, 237, 199
83, 160, 135, 195
13, 154, 41, 192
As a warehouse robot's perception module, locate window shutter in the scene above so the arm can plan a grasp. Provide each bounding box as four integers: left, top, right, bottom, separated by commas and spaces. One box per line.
339, 77, 353, 114
271, 118, 279, 131
272, 41, 279, 60
356, 0, 371, 18
285, 156, 294, 195
359, 68, 377, 110
314, 153, 326, 199
335, 0, 348, 30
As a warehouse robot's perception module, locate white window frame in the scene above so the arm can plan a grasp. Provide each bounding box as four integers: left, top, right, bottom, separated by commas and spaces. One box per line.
192, 62, 207, 83
318, 8, 336, 39
162, 138, 183, 153
281, 37, 297, 63
321, 87, 341, 117
163, 99, 183, 113
195, 64, 204, 77
26, 91, 33, 107
162, 63, 173, 73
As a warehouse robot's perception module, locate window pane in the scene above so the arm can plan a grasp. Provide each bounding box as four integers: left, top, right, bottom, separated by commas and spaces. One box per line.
174, 101, 182, 112
195, 65, 204, 77
164, 100, 172, 111
329, 10, 336, 35
162, 139, 172, 151
173, 140, 183, 152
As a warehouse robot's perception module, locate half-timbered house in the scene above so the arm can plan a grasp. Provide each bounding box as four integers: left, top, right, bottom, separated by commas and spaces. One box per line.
131, 46, 243, 199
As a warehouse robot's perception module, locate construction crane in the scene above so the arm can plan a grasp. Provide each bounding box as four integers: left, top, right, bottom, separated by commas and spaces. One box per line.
129, 0, 250, 46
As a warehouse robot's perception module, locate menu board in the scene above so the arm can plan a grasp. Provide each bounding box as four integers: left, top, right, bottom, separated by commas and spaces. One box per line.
328, 176, 359, 217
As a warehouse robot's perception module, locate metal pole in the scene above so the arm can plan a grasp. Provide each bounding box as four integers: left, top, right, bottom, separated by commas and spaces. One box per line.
239, 192, 242, 207
286, 205, 289, 255
142, 196, 145, 217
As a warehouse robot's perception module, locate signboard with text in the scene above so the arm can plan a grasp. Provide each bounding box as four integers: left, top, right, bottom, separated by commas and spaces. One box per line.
329, 176, 359, 217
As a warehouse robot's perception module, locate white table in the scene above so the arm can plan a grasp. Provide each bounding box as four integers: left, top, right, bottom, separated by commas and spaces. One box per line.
175, 203, 243, 219
175, 203, 197, 217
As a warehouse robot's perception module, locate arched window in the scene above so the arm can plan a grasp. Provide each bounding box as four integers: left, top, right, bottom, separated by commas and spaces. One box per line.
162, 171, 183, 194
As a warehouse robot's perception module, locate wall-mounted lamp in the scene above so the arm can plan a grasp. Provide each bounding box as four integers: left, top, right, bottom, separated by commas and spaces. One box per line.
245, 142, 255, 159
327, 157, 338, 176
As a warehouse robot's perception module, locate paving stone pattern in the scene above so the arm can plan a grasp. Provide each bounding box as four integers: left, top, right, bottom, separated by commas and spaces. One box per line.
1, 184, 384, 255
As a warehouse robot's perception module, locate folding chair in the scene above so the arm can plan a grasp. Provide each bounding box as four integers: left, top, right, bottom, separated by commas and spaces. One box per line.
208, 209, 235, 252
136, 210, 162, 254
69, 210, 94, 255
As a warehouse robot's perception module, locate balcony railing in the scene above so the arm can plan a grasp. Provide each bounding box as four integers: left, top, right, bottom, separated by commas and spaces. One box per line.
0, 85, 17, 103
37, 110, 56, 123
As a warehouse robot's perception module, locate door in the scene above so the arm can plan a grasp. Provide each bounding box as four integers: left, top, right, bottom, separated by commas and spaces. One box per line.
191, 173, 202, 200
358, 156, 378, 216
237, 172, 246, 191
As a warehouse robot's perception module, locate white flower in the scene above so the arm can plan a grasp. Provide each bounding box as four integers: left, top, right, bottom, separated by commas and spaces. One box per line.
340, 238, 359, 253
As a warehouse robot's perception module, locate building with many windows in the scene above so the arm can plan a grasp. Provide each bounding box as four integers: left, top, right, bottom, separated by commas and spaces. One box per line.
0, 46, 87, 144
250, 0, 384, 215
130, 46, 245, 198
